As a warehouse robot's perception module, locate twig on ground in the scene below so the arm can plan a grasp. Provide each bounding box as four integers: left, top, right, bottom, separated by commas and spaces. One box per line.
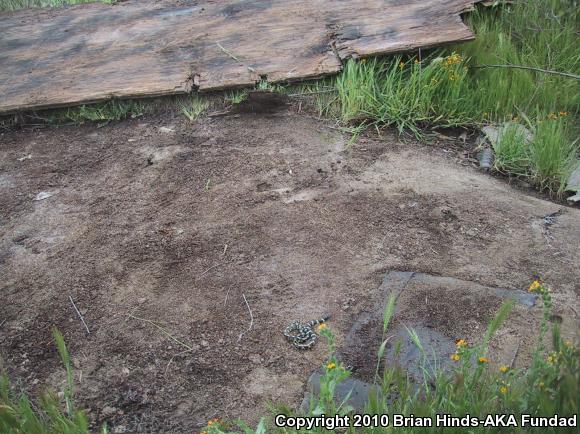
224, 286, 233, 305
200, 263, 221, 277
165, 349, 194, 375
237, 293, 254, 342
216, 42, 240, 62
287, 89, 337, 97
128, 314, 193, 351
0, 319, 6, 328
471, 64, 580, 80
69, 295, 90, 335
216, 43, 256, 74
509, 340, 521, 369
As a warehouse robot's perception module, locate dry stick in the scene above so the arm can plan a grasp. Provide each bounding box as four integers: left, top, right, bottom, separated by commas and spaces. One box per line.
200, 263, 221, 277
509, 340, 522, 369
471, 64, 580, 80
165, 349, 194, 375
69, 295, 90, 335
216, 42, 256, 73
287, 89, 338, 97
216, 42, 240, 62
237, 293, 254, 342
128, 314, 193, 351
224, 286, 233, 306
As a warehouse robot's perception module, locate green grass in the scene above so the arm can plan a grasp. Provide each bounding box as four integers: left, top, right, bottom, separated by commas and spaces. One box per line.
0, 329, 108, 434
323, 0, 579, 196
335, 53, 475, 136
528, 116, 578, 193
180, 95, 209, 121
491, 122, 533, 176
204, 280, 579, 434
490, 113, 578, 194
224, 90, 248, 105
41, 99, 149, 124
459, 0, 579, 118
0, 0, 113, 12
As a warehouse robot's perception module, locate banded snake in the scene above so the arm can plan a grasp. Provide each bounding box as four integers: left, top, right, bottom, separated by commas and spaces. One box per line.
283, 315, 331, 350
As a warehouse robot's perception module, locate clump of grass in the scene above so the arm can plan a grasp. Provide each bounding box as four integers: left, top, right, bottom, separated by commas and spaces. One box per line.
0, 328, 108, 433
0, 0, 114, 12
180, 95, 208, 121
224, 90, 248, 105
528, 115, 578, 194
44, 99, 148, 124
335, 53, 474, 135
255, 79, 285, 93
286, 80, 340, 118
491, 113, 577, 193
492, 122, 532, 176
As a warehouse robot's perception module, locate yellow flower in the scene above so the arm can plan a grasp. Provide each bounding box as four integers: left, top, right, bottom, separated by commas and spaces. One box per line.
547, 352, 558, 365
456, 339, 467, 348
207, 419, 219, 427
414, 59, 420, 64
538, 381, 545, 390
399, 61, 405, 70
326, 361, 336, 370
201, 431, 207, 434
564, 340, 573, 348
443, 53, 463, 67
500, 385, 508, 394
318, 323, 328, 331
361, 58, 367, 64
528, 280, 541, 292
478, 357, 489, 364
499, 365, 509, 374
548, 113, 558, 120
559, 111, 568, 117
450, 353, 460, 362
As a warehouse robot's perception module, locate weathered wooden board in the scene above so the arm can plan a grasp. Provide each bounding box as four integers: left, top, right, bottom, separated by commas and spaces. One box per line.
0, 0, 480, 114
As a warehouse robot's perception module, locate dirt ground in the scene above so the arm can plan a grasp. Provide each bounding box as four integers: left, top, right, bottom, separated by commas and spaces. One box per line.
1, 105, 578, 433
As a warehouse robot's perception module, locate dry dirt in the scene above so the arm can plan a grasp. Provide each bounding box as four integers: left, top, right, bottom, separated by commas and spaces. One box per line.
0, 106, 578, 433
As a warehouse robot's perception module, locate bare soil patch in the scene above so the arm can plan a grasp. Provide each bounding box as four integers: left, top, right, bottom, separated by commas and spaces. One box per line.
0, 108, 578, 432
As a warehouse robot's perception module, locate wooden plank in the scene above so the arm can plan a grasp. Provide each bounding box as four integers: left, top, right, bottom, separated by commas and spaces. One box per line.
0, 0, 479, 114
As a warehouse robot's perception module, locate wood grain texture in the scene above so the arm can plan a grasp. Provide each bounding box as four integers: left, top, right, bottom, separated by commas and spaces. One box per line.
0, 0, 480, 114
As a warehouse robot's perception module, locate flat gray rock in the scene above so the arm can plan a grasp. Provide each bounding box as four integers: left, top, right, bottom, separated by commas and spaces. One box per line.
300, 370, 382, 413
298, 271, 540, 413
566, 164, 580, 192
339, 271, 537, 386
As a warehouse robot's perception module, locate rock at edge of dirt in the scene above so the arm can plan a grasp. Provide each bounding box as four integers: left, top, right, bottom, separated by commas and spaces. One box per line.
300, 370, 382, 413
566, 164, 580, 193
481, 123, 533, 147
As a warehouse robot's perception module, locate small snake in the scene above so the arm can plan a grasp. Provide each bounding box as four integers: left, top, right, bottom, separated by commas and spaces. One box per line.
283, 315, 331, 350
